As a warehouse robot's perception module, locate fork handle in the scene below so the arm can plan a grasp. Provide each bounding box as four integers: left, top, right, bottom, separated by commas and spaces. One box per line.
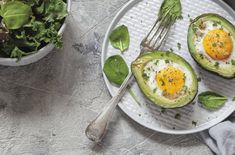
85, 74, 134, 142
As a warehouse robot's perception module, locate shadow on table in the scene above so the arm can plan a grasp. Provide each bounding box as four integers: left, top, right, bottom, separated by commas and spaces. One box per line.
0, 18, 103, 114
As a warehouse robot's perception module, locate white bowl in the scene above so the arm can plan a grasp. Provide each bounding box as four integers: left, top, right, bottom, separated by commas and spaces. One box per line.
0, 0, 71, 66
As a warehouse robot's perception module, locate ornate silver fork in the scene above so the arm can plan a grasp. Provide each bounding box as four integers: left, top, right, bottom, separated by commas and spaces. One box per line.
86, 13, 173, 143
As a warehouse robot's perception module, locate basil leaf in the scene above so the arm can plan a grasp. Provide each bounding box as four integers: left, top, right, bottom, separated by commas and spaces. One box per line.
198, 91, 228, 110
103, 55, 129, 85
1, 1, 32, 29
109, 25, 130, 53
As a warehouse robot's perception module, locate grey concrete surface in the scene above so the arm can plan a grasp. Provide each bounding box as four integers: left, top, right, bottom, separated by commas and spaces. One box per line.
0, 0, 213, 155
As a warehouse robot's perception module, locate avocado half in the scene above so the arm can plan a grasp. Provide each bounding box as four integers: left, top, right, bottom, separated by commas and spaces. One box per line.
188, 13, 235, 78
131, 51, 198, 109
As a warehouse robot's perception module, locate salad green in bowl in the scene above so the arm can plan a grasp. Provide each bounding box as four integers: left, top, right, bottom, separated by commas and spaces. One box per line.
0, 0, 71, 66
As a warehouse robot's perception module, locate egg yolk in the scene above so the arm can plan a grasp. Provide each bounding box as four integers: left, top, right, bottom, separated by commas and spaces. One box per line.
203, 29, 233, 60
156, 66, 185, 95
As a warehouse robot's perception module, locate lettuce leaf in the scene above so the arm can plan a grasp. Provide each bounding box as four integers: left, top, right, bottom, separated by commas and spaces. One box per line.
0, 0, 68, 59
35, 0, 68, 22
1, 1, 32, 29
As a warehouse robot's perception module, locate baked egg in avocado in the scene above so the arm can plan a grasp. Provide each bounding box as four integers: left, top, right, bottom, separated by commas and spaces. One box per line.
188, 13, 235, 78
131, 51, 198, 109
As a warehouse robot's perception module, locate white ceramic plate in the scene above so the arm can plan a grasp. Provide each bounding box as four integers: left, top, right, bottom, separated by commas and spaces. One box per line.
102, 0, 235, 134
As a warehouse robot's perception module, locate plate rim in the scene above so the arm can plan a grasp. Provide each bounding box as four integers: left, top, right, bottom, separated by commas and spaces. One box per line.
101, 0, 235, 135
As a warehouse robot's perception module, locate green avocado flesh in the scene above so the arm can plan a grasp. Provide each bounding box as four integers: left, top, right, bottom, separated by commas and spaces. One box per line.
188, 13, 235, 78
131, 51, 198, 109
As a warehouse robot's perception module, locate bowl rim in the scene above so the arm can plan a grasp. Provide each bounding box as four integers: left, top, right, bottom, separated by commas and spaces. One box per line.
0, 0, 72, 64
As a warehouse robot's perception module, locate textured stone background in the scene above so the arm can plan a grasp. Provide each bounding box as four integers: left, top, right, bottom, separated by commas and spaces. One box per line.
0, 0, 216, 154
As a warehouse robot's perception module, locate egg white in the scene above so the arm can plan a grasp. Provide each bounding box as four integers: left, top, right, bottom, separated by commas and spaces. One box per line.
143, 60, 193, 97
194, 21, 235, 67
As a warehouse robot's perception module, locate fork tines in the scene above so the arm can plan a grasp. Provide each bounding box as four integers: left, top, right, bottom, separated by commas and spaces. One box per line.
141, 15, 172, 51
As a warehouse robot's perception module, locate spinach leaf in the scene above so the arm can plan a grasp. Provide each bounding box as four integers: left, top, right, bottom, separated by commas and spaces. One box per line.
198, 91, 228, 110
104, 55, 141, 106
103, 55, 129, 85
1, 1, 32, 29
159, 0, 182, 25
109, 25, 130, 53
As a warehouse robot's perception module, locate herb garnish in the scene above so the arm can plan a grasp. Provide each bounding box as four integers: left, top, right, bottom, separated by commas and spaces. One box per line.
199, 54, 204, 59
177, 42, 181, 50
165, 60, 170, 63
212, 43, 217, 47
192, 121, 197, 126
142, 73, 149, 81
183, 74, 186, 81
214, 62, 220, 69
220, 42, 224, 47
213, 22, 218, 27
192, 24, 198, 33
161, 108, 166, 113
231, 60, 235, 66
175, 113, 181, 120
160, 78, 165, 86
154, 60, 159, 65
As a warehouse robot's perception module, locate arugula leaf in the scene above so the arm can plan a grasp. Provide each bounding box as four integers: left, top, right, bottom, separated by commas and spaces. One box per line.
1, 1, 32, 29
198, 91, 228, 110
103, 55, 129, 85
109, 25, 130, 53
159, 0, 182, 25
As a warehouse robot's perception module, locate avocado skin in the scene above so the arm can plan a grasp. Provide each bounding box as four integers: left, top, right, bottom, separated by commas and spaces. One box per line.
188, 13, 235, 78
131, 51, 198, 109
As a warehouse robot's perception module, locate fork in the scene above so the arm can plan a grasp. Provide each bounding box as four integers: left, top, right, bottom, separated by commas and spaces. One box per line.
85, 13, 173, 143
